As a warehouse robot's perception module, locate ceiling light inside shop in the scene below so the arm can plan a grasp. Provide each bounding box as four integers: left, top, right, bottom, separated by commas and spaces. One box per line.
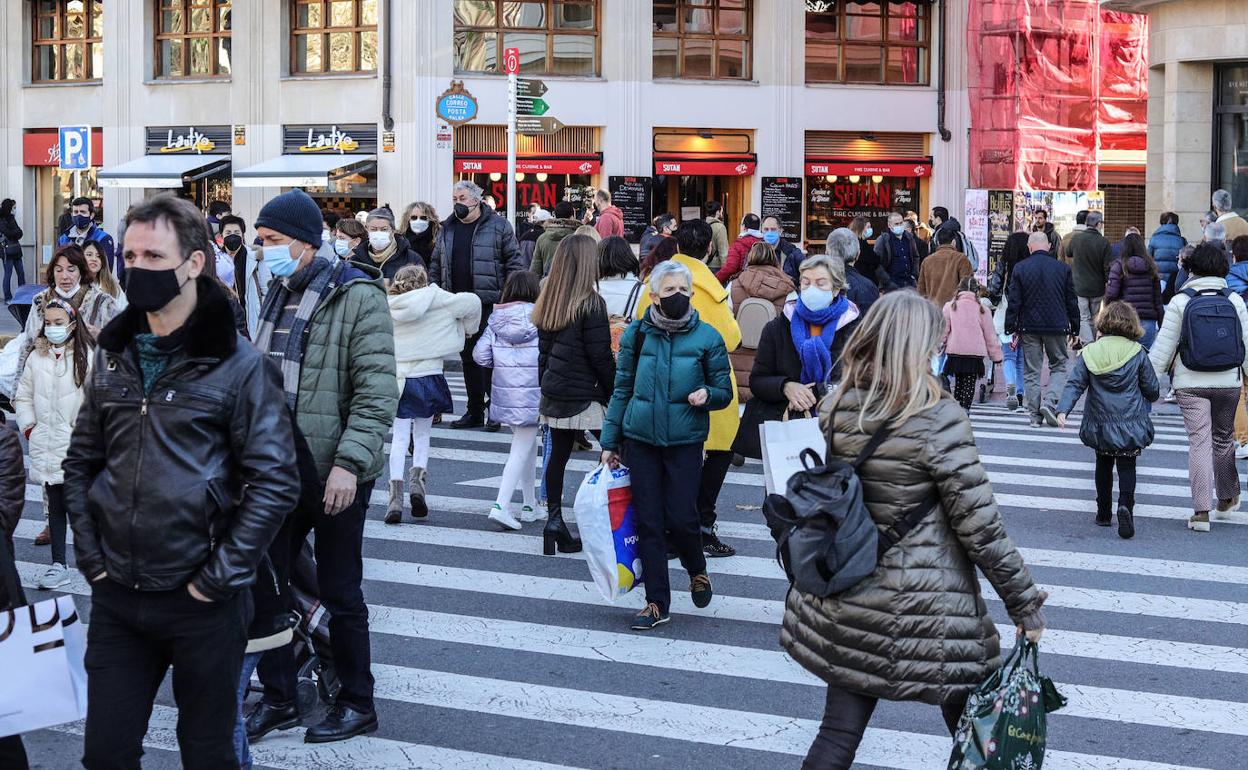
516, 172, 526, 181
825, 175, 837, 183
872, 175, 884, 183
490, 172, 502, 181
536, 173, 548, 182
849, 175, 860, 183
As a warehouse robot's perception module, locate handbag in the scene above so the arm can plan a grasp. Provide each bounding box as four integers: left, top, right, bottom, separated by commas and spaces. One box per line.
0, 594, 89, 738
759, 410, 821, 495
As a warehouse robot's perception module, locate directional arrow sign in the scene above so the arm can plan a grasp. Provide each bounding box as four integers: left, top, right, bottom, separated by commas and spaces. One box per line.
517, 96, 550, 116
517, 116, 565, 135
516, 78, 548, 98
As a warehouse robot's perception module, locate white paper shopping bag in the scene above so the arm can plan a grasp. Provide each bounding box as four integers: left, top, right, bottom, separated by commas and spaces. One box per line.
0, 595, 89, 738
759, 414, 824, 494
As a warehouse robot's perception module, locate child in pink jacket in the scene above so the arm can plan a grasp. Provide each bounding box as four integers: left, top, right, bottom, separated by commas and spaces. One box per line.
942, 277, 1003, 411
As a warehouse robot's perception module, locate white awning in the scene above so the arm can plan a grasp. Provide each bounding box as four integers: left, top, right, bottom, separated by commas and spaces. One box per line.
232, 154, 376, 188
98, 155, 231, 188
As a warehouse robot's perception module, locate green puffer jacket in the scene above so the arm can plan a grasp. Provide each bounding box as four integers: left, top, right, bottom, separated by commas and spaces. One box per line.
600, 311, 732, 450
294, 259, 399, 483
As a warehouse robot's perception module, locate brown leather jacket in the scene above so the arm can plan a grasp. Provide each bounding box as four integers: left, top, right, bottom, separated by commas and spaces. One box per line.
917, 245, 972, 308
781, 390, 1046, 704
729, 265, 792, 400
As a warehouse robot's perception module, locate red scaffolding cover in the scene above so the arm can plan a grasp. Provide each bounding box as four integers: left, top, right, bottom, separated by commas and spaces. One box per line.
968, 1, 1149, 191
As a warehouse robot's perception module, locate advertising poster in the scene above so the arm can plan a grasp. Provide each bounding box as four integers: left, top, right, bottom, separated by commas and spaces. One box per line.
964, 189, 990, 284
987, 189, 1015, 280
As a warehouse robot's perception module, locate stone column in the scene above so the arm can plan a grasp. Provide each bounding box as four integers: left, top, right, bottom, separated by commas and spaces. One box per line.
600, 0, 651, 177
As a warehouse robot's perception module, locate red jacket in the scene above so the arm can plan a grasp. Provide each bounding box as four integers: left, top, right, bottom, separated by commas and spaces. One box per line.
716, 234, 762, 284
594, 206, 625, 238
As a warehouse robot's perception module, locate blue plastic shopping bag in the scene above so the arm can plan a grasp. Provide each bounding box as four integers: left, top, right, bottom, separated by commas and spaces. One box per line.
575, 464, 643, 601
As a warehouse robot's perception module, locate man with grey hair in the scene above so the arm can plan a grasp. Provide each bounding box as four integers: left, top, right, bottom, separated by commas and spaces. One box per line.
827, 227, 879, 313
1212, 189, 1248, 241
1067, 210, 1114, 344
1006, 230, 1079, 427
430, 179, 524, 429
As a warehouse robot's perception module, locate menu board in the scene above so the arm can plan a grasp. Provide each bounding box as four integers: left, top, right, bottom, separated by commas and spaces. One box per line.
761, 177, 803, 242
608, 176, 653, 244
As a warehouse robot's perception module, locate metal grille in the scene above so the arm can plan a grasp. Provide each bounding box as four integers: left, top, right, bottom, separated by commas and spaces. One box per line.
804, 131, 926, 158
454, 125, 600, 155
1100, 184, 1146, 242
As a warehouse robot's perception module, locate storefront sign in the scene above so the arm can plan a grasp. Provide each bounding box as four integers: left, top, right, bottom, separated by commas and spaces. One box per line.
805, 177, 918, 243
436, 81, 478, 126
455, 156, 601, 175
146, 126, 230, 155
653, 159, 755, 176
23, 129, 103, 167
282, 124, 377, 155
804, 160, 931, 178
760, 177, 803, 242
608, 176, 654, 244
233, 124, 246, 146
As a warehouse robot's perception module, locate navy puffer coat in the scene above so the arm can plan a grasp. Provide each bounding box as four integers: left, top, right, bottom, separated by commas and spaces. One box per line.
1147, 223, 1185, 284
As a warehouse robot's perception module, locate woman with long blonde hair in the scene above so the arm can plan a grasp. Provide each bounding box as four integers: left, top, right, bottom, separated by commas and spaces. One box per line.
82, 240, 122, 304
533, 233, 616, 555
782, 291, 1047, 768
398, 201, 439, 264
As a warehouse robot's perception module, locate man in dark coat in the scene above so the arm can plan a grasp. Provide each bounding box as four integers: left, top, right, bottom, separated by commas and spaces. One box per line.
826, 227, 879, 314
429, 180, 525, 429
1068, 211, 1115, 345
875, 212, 923, 289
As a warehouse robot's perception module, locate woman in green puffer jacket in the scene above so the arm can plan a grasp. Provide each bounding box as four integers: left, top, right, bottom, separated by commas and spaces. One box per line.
600, 260, 733, 632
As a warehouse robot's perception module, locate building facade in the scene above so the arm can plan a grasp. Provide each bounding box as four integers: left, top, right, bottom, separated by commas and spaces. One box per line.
0, 0, 971, 270
1105, 0, 1248, 236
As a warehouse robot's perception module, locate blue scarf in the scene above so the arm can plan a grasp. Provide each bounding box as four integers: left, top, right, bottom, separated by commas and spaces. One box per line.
791, 294, 850, 386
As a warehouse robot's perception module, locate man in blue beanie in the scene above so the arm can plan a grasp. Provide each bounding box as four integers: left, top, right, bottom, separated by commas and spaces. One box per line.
244, 189, 398, 744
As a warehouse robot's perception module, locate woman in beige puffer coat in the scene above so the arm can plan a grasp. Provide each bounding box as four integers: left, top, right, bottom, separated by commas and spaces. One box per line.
779, 291, 1046, 770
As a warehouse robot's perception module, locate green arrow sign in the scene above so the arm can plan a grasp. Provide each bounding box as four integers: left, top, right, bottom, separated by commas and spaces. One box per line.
517, 116, 564, 135
516, 78, 548, 98
517, 97, 550, 116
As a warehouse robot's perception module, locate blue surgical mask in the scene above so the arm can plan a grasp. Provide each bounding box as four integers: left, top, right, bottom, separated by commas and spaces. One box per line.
262, 243, 303, 278
45, 325, 71, 345
863, 226, 873, 239
800, 286, 835, 311
762, 231, 781, 246
891, 225, 905, 236
333, 238, 352, 257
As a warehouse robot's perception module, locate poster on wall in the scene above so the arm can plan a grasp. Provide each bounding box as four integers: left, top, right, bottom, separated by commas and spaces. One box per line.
608, 176, 653, 244
964, 189, 990, 284
760, 177, 803, 242
987, 190, 1016, 280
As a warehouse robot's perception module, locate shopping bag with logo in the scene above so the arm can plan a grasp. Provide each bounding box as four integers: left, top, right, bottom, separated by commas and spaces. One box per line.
759, 411, 824, 494
574, 464, 642, 601
947, 638, 1067, 770
0, 595, 89, 738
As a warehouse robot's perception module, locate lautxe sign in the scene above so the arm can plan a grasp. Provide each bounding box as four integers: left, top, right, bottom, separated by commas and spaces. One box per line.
145, 126, 230, 155
804, 159, 932, 178
282, 124, 378, 155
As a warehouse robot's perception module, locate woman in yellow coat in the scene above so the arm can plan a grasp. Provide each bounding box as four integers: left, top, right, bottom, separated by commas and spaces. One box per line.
636, 220, 742, 557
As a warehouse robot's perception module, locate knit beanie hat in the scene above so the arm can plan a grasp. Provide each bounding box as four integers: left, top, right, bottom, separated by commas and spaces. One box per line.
366, 208, 395, 227
255, 189, 323, 246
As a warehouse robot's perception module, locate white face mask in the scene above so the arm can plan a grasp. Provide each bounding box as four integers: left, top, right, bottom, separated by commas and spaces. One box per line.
368, 231, 392, 250
55, 284, 80, 299
410, 219, 430, 235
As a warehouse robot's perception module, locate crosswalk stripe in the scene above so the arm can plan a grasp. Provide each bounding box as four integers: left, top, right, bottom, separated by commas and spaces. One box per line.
971, 413, 1190, 437
974, 430, 1189, 452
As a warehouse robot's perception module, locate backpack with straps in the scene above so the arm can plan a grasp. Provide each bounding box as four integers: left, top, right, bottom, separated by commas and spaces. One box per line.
761, 415, 940, 597
1178, 287, 1245, 372
735, 296, 778, 350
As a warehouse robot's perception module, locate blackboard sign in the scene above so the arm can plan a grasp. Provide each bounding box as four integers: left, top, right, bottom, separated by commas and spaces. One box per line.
761, 177, 803, 242
892, 186, 915, 210
608, 176, 653, 244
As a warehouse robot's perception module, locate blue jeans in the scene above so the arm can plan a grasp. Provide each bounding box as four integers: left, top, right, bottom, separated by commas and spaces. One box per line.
1002, 342, 1025, 395
1140, 319, 1159, 350
3, 257, 24, 301
234, 651, 263, 770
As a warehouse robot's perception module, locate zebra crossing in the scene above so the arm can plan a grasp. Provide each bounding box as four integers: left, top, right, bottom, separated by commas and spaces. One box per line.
12, 374, 1248, 769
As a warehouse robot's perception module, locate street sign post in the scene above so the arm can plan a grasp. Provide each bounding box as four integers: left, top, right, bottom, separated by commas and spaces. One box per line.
515, 78, 547, 98
516, 97, 549, 116
516, 116, 565, 135
505, 47, 520, 230
59, 125, 91, 197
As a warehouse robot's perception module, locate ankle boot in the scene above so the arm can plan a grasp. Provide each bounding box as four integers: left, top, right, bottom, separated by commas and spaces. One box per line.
408, 467, 428, 519
543, 503, 582, 555
1095, 501, 1112, 527
385, 479, 404, 524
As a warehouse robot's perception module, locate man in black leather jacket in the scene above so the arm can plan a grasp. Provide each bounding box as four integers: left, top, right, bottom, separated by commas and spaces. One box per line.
62, 194, 299, 770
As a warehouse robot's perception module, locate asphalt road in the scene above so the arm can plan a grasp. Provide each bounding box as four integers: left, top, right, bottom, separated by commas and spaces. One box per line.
11, 372, 1247, 770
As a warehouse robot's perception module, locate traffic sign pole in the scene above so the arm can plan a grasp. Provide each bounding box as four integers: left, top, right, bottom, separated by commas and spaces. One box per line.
504, 48, 520, 231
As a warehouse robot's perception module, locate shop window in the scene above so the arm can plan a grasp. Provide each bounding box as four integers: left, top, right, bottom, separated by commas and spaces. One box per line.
454, 1, 599, 77
653, 0, 751, 80
1216, 64, 1248, 216
32, 0, 104, 82
155, 0, 232, 78
805, 0, 930, 86
290, 0, 378, 74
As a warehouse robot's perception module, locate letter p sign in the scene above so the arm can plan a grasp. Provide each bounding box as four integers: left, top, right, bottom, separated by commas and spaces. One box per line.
59, 125, 91, 171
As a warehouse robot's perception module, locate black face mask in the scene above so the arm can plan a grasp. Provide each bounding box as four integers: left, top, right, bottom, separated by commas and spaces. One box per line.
453, 202, 473, 220
222, 234, 243, 253
124, 258, 190, 313
658, 291, 691, 320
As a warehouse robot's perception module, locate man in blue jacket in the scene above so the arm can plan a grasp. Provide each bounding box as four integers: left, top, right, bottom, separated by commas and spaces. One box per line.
1006, 231, 1080, 428
58, 196, 119, 277
874, 212, 923, 290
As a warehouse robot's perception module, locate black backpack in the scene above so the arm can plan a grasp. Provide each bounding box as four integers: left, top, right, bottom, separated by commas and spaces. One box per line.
761, 418, 939, 597
1178, 288, 1245, 372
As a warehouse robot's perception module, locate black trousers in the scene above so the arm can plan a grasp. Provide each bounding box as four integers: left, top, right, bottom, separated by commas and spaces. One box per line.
46, 483, 68, 564
803, 686, 967, 770
258, 478, 377, 712
459, 304, 493, 414
696, 449, 734, 531
0, 736, 27, 769
1095, 453, 1137, 513
82, 580, 251, 770
625, 440, 707, 613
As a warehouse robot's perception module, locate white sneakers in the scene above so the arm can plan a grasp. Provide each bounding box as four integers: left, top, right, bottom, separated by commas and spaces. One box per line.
487, 504, 522, 531
37, 563, 72, 590
1236, 443, 1248, 460
518, 504, 541, 523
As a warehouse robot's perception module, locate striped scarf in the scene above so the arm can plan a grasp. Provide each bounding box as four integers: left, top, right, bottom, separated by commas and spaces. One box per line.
254, 255, 339, 410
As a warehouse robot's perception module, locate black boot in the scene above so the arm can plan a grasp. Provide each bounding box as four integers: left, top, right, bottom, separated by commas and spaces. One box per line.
543, 503, 582, 555
1117, 496, 1135, 539
245, 700, 300, 741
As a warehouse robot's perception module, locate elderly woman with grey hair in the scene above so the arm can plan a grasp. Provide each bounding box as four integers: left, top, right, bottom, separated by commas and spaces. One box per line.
364, 208, 424, 283
826, 226, 880, 314
600, 259, 734, 631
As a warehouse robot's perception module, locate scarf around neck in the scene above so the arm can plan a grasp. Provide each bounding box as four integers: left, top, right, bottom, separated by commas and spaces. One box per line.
647, 302, 693, 333
370, 236, 398, 267
791, 294, 849, 386
254, 255, 338, 410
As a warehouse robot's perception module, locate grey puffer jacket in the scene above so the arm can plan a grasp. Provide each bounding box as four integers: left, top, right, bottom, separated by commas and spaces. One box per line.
780, 390, 1046, 705
473, 301, 539, 427
428, 207, 525, 305
1056, 336, 1158, 455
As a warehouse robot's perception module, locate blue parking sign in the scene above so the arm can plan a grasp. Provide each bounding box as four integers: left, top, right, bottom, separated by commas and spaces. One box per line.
58, 125, 91, 171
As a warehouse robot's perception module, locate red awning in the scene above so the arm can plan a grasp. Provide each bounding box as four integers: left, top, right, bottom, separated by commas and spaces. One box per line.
454, 155, 601, 174
653, 155, 756, 176
804, 158, 932, 178
24, 129, 105, 167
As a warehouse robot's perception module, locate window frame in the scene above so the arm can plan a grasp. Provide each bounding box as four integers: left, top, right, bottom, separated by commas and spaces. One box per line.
453, 0, 601, 78
289, 0, 379, 75
652, 0, 753, 81
805, 1, 932, 87
153, 0, 233, 80
31, 0, 105, 83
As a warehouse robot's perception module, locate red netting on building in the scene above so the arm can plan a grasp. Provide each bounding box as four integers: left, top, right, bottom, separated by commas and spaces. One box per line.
968, 1, 1149, 191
